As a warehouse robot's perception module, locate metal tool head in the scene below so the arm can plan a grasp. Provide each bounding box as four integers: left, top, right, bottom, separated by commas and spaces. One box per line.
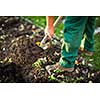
40, 34, 49, 45
40, 34, 51, 50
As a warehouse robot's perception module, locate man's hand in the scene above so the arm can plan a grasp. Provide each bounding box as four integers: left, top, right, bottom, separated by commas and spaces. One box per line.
45, 26, 54, 39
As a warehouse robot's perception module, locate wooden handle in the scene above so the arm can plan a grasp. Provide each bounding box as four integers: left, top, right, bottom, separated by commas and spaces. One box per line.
53, 16, 63, 27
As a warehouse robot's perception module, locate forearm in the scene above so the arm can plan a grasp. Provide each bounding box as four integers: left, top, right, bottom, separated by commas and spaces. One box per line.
46, 16, 54, 28
45, 16, 54, 38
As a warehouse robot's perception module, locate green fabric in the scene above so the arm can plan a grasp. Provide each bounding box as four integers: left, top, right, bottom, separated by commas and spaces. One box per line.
59, 16, 96, 68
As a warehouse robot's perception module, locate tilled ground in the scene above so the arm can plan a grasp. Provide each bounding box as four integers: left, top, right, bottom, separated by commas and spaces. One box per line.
0, 17, 100, 83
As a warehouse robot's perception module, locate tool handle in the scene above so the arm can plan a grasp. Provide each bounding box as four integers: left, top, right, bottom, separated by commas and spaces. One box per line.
40, 34, 48, 44
53, 16, 63, 27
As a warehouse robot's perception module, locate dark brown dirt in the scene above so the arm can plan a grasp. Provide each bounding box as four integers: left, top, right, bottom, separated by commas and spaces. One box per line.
0, 16, 61, 82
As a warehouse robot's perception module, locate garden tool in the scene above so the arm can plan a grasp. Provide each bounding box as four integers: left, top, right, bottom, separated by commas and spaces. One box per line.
40, 16, 63, 50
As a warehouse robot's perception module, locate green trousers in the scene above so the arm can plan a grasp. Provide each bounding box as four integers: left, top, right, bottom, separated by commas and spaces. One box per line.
59, 16, 96, 68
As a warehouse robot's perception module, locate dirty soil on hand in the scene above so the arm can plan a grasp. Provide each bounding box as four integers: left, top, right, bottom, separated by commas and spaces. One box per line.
0, 17, 100, 83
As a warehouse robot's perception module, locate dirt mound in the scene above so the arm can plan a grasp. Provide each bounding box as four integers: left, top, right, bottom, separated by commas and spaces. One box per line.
9, 35, 43, 67
0, 17, 60, 83
0, 62, 25, 82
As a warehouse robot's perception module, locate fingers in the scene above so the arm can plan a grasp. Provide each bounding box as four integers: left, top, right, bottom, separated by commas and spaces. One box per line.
44, 26, 54, 39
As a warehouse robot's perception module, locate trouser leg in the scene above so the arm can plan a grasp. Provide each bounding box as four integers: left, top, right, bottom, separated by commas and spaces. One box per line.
84, 17, 96, 52
59, 16, 88, 68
